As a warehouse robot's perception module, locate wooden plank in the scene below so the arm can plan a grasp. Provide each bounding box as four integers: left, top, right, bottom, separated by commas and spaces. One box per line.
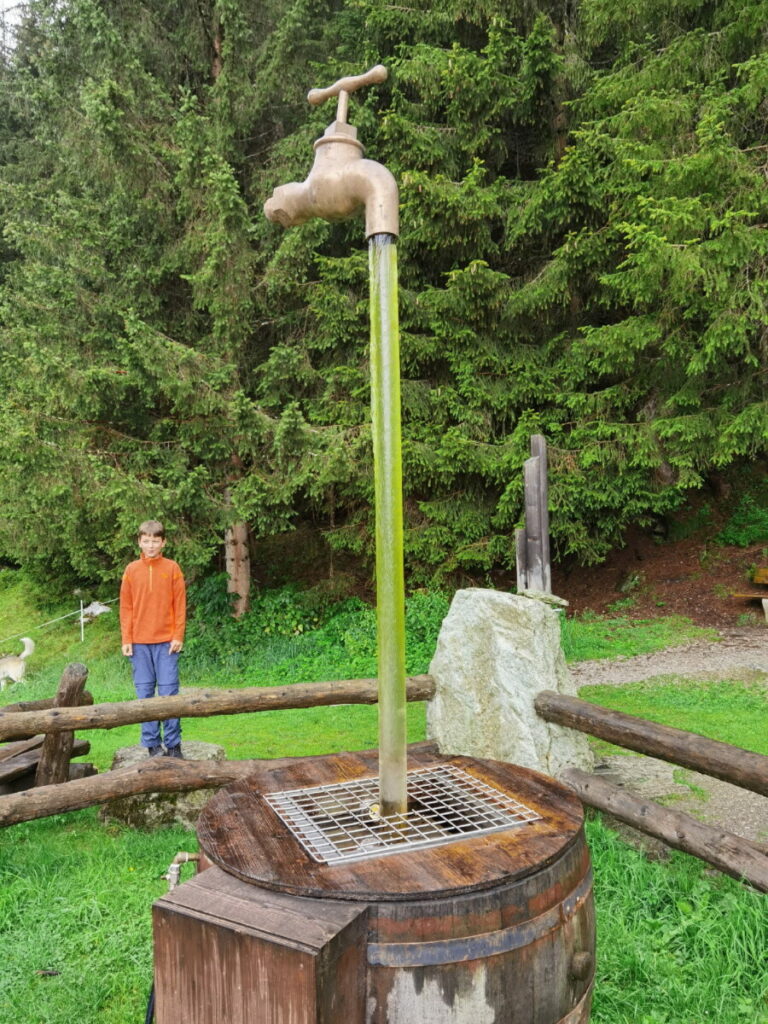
752, 568, 768, 584
0, 736, 44, 762
153, 866, 368, 1024
0, 743, 92, 796
0, 738, 89, 785
561, 767, 768, 893
535, 691, 768, 797
35, 663, 89, 786
0, 675, 436, 741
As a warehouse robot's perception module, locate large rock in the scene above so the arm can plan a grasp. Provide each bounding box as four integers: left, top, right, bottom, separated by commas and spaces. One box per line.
426, 589, 593, 776
100, 741, 226, 830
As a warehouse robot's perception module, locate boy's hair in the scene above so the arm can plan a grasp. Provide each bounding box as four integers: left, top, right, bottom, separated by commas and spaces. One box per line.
137, 519, 165, 539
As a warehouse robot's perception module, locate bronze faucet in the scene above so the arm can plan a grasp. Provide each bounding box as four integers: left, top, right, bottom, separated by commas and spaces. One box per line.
264, 65, 399, 238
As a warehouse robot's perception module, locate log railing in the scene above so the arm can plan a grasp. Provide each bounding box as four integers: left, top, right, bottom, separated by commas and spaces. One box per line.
0, 672, 436, 826
0, 675, 436, 742
535, 690, 768, 893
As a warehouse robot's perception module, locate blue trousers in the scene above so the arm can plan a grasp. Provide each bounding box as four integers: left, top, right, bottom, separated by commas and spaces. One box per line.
130, 643, 181, 749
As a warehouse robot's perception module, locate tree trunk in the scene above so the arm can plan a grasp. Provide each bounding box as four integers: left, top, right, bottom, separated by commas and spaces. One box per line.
225, 518, 251, 618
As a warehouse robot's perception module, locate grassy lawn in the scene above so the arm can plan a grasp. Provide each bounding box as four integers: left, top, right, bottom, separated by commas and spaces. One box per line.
579, 677, 768, 759
0, 571, 766, 1023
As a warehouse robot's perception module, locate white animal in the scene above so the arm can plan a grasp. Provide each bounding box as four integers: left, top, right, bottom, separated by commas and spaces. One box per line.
80, 601, 112, 624
0, 637, 36, 691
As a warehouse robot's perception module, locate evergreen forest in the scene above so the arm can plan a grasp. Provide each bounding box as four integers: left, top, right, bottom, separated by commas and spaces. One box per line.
1, 0, 767, 590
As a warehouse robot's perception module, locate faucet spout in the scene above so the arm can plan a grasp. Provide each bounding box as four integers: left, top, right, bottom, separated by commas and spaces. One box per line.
264, 121, 399, 238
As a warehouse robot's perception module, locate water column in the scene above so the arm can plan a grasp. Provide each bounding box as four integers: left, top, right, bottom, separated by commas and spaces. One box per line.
369, 233, 407, 816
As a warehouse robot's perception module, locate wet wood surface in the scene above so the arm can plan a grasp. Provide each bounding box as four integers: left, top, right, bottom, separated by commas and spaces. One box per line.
154, 865, 368, 1024
197, 745, 584, 901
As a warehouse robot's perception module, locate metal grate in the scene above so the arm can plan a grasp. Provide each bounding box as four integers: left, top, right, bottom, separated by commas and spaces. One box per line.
264, 765, 541, 865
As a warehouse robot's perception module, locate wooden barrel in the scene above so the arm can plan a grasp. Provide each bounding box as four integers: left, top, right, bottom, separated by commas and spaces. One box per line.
156, 745, 594, 1023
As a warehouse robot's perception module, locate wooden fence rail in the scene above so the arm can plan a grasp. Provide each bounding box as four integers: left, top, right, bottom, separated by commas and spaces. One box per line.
562, 768, 768, 893
534, 690, 768, 797
536, 690, 768, 893
0, 675, 436, 742
0, 756, 289, 827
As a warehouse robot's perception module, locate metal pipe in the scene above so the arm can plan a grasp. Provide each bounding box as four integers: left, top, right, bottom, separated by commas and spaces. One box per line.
369, 233, 407, 815
162, 851, 200, 891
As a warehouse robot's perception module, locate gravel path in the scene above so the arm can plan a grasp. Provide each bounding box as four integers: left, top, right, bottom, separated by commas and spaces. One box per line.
569, 627, 768, 688
568, 627, 768, 849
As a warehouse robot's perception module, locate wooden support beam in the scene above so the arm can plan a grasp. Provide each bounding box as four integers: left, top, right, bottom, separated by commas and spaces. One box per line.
2, 692, 94, 714
35, 663, 89, 786
535, 691, 768, 797
561, 767, 768, 893
0, 675, 436, 741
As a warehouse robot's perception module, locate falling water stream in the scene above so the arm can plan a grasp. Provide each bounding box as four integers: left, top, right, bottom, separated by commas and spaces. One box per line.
368, 232, 407, 816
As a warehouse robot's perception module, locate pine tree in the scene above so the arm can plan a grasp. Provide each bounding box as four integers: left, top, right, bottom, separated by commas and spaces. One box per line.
1, 0, 766, 588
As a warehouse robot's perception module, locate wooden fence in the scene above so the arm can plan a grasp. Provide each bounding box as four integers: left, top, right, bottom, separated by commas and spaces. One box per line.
1, 664, 766, 892
0, 666, 435, 827
535, 691, 768, 892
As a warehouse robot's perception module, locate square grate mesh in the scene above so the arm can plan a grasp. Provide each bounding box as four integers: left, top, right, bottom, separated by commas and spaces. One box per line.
264, 765, 541, 865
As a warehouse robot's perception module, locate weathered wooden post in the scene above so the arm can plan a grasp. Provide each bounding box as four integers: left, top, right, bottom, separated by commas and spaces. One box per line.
516, 433, 552, 594
35, 663, 90, 787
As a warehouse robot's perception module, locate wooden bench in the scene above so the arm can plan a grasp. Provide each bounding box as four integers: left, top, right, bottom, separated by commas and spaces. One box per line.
731, 567, 768, 622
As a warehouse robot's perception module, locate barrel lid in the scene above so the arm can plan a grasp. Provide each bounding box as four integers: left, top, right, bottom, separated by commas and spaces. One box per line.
197, 745, 584, 902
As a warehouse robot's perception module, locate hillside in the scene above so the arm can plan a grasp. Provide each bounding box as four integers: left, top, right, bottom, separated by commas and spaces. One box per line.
554, 529, 768, 629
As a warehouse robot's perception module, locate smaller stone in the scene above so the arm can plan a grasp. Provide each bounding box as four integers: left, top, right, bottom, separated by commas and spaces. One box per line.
100, 741, 226, 830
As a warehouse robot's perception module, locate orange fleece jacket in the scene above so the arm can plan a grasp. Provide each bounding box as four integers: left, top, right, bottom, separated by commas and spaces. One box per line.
119, 553, 186, 645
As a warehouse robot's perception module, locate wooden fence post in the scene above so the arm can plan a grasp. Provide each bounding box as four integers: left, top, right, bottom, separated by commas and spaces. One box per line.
515, 433, 551, 594
35, 663, 89, 787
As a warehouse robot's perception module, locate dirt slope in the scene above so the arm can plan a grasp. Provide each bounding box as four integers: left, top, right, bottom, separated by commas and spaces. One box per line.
553, 527, 768, 628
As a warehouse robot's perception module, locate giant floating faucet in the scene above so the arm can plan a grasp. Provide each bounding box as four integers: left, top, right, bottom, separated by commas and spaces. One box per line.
265, 66, 407, 817
264, 65, 398, 237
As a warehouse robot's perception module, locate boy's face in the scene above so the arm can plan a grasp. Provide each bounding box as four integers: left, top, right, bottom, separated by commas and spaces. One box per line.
138, 533, 166, 559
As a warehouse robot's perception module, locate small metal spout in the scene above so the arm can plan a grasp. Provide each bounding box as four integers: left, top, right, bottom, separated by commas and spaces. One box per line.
264, 68, 399, 239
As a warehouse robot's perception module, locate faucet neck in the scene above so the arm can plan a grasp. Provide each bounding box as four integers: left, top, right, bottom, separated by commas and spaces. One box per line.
313, 120, 364, 157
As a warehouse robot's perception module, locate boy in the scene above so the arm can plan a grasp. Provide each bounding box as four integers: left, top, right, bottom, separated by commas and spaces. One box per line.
120, 520, 186, 758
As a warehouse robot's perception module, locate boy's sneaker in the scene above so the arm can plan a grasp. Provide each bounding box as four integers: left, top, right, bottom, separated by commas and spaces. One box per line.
147, 745, 164, 757
164, 745, 184, 759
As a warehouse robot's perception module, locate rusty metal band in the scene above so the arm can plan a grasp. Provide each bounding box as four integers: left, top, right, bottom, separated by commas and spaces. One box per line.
556, 981, 594, 1024
367, 867, 593, 967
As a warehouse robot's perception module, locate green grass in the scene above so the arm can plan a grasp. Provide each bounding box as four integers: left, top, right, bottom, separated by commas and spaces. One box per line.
0, 810, 192, 1024
1, 570, 765, 1023
586, 818, 768, 1024
579, 678, 768, 758
561, 612, 717, 662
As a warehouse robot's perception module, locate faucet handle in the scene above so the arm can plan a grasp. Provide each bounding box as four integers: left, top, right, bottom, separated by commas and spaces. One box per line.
308, 65, 388, 123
